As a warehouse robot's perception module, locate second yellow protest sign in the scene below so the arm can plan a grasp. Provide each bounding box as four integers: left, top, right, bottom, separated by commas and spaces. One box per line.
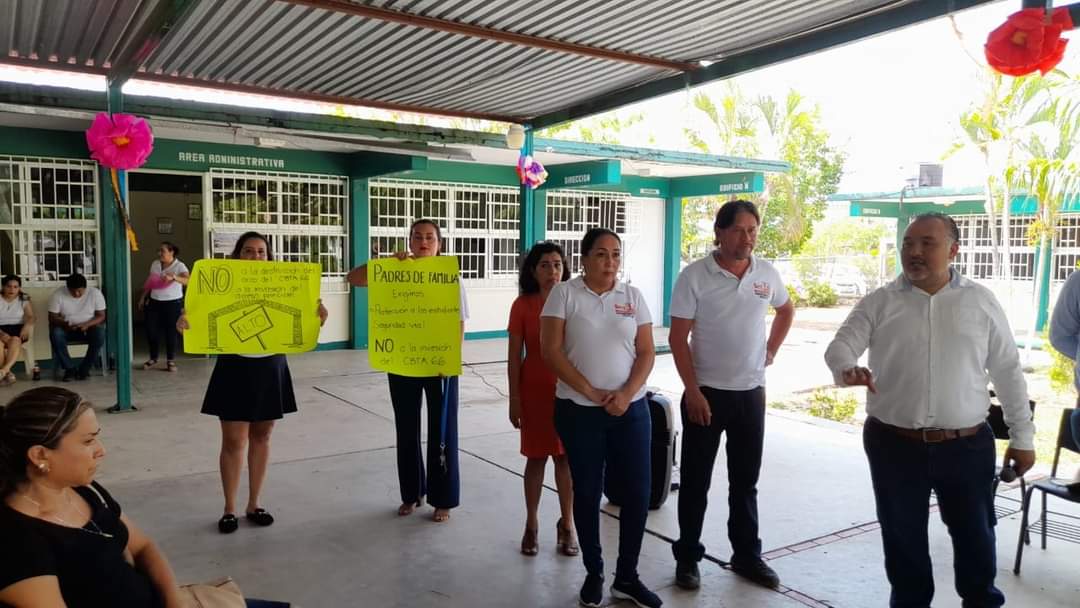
184, 259, 322, 354
368, 256, 462, 377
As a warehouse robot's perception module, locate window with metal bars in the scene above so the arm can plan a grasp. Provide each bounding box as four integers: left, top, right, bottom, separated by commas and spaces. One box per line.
1053, 214, 1080, 282
951, 215, 1038, 281
545, 190, 631, 275
0, 156, 100, 284
207, 169, 349, 293
368, 179, 520, 284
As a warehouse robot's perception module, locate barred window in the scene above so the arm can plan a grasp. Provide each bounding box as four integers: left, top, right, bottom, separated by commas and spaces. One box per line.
369, 179, 519, 285
0, 156, 100, 284
545, 190, 632, 274
208, 169, 349, 293
951, 215, 1036, 281
1054, 215, 1080, 282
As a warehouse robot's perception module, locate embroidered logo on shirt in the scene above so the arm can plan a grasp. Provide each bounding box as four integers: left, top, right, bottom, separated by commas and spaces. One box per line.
752, 281, 771, 299
614, 302, 636, 317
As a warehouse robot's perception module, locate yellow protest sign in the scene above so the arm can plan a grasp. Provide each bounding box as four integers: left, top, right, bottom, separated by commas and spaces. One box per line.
184, 259, 322, 354
368, 256, 462, 377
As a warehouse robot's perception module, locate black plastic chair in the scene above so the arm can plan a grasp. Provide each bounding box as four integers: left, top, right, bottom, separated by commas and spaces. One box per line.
987, 401, 1033, 505
1013, 408, 1080, 574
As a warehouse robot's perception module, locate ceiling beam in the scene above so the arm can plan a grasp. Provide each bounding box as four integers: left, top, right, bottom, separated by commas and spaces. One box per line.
107, 0, 199, 85
130, 71, 523, 123
281, 0, 698, 72
529, 0, 999, 129
0, 59, 522, 123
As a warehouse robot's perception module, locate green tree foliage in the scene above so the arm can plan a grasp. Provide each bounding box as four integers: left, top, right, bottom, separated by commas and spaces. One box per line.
683, 85, 845, 260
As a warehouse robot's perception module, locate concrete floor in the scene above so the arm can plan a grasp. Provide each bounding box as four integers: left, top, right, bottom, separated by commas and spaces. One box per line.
4, 333, 1078, 607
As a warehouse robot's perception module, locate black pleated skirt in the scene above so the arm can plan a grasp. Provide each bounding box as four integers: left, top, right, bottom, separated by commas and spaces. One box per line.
200, 354, 297, 422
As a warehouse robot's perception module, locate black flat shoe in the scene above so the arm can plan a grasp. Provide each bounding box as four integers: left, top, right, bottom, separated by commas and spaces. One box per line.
245, 508, 274, 526
218, 513, 239, 534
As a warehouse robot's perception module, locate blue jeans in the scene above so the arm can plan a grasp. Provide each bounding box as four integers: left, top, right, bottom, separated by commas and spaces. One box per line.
554, 397, 651, 581
864, 418, 1003, 608
49, 325, 105, 374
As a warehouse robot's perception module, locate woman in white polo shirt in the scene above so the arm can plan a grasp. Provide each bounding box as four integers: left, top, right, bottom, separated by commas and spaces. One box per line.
540, 228, 660, 608
137, 242, 189, 372
0, 275, 37, 384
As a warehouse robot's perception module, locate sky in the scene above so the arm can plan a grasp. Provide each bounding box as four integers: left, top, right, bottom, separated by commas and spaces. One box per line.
0, 1, 1077, 195
618, 1, 1080, 193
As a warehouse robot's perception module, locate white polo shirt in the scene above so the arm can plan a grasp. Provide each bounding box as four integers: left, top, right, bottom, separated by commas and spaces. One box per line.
670, 253, 788, 391
48, 286, 106, 325
541, 276, 652, 407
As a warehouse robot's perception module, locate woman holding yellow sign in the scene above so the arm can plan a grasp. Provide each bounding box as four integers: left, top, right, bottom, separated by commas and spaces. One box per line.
181, 231, 328, 535
347, 219, 468, 523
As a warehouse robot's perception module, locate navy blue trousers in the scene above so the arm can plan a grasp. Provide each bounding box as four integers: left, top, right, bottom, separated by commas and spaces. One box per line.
49, 325, 105, 374
554, 397, 651, 581
863, 417, 1003, 608
387, 374, 460, 509
673, 386, 765, 565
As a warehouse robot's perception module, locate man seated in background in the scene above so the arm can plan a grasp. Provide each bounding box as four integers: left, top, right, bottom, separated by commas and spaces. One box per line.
48, 273, 106, 381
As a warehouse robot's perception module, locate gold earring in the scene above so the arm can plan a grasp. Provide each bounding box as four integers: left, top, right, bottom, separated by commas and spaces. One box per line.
37, 463, 47, 473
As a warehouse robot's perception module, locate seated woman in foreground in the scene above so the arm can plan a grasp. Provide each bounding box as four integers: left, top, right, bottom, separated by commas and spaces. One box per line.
0, 386, 291, 608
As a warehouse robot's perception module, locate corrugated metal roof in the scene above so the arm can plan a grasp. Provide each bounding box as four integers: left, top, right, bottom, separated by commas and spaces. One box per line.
1, 0, 998, 124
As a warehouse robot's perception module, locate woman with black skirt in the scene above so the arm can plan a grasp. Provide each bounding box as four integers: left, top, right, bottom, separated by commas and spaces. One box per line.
183, 231, 328, 534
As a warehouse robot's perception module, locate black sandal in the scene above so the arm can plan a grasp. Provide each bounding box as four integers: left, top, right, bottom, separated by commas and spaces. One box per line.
218, 513, 239, 534
245, 508, 275, 526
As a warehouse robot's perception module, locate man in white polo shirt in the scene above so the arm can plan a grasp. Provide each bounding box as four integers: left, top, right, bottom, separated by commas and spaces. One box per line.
825, 213, 1034, 607
670, 200, 794, 591
48, 273, 106, 381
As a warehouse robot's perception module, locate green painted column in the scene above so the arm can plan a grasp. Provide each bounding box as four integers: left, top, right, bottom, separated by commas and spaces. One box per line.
350, 177, 370, 349
1036, 238, 1053, 331
102, 81, 134, 412
533, 190, 546, 243
662, 196, 682, 327
518, 126, 535, 252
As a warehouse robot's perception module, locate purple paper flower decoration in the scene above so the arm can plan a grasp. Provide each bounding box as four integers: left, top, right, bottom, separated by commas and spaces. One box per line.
85, 113, 154, 170
516, 155, 548, 189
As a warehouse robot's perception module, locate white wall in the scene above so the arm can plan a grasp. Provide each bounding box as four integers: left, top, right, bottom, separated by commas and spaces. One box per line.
462, 286, 518, 334
319, 291, 350, 344
623, 197, 667, 325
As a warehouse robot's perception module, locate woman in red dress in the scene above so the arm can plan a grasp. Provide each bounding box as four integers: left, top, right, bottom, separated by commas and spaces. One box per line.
508, 242, 578, 557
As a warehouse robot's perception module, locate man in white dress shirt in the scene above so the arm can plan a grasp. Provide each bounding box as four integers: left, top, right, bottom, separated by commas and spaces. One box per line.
825, 213, 1034, 608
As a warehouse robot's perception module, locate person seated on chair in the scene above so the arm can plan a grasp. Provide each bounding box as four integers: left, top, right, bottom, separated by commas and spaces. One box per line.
47, 274, 105, 382
0, 386, 293, 608
0, 275, 40, 383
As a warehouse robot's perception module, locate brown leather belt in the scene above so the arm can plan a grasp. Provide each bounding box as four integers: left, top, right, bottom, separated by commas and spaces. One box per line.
872, 418, 984, 443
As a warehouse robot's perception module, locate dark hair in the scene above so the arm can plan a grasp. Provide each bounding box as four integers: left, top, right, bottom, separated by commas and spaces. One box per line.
409, 219, 443, 250
0, 387, 92, 498
160, 241, 180, 257
230, 231, 274, 261
581, 228, 620, 257
909, 212, 961, 244
518, 242, 570, 294
714, 199, 761, 230
65, 273, 87, 290
2, 275, 27, 302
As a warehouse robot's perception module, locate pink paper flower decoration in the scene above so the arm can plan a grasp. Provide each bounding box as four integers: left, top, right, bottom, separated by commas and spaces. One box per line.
143, 273, 171, 291
516, 155, 548, 189
86, 113, 154, 170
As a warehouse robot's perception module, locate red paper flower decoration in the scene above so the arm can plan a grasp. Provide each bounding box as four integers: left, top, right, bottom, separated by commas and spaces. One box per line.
85, 112, 154, 170
985, 7, 1074, 77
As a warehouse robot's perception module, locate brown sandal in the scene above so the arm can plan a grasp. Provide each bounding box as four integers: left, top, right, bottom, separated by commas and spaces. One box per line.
142, 360, 158, 370
521, 528, 539, 556
432, 508, 451, 523
0, 372, 15, 387
397, 502, 417, 516
166, 360, 178, 372
557, 518, 579, 556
